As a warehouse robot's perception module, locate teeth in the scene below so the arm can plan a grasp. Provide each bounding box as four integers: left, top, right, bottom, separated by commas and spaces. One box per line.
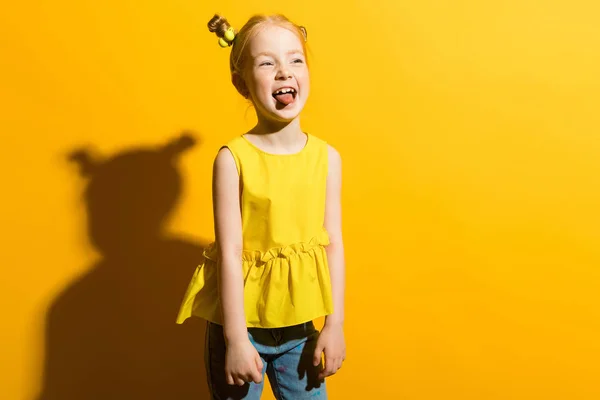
274, 88, 296, 95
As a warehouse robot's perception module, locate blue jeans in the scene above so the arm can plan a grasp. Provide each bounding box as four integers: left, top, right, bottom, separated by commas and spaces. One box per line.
205, 321, 327, 400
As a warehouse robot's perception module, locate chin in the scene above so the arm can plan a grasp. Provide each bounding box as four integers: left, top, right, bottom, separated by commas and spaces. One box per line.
272, 108, 303, 122
258, 99, 305, 122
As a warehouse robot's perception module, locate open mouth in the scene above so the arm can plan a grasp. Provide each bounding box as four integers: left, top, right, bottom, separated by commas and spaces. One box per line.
272, 87, 297, 106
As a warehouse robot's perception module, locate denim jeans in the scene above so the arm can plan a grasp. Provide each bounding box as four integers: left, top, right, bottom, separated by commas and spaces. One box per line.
205, 321, 327, 400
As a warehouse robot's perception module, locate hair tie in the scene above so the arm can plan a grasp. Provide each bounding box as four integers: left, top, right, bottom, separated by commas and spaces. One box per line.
208, 14, 237, 48
218, 27, 236, 48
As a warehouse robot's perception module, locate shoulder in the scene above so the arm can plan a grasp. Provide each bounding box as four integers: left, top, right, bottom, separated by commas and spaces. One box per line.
326, 144, 341, 164
214, 136, 245, 173
307, 133, 328, 148
214, 146, 237, 173
325, 143, 341, 175
307, 134, 341, 162
325, 144, 342, 180
221, 135, 246, 153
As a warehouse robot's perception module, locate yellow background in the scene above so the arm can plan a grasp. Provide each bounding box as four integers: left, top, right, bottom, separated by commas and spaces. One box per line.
1, 0, 599, 399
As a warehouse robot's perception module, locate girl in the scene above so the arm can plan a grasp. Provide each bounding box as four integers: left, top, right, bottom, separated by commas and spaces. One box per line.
176, 13, 346, 399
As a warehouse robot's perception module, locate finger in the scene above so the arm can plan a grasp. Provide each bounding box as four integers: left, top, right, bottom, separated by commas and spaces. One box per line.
324, 353, 334, 374
317, 356, 328, 379
226, 372, 235, 385
319, 359, 339, 380
326, 365, 338, 378
329, 364, 338, 376
255, 355, 264, 372
251, 368, 263, 384
241, 372, 253, 384
318, 368, 333, 380
318, 365, 331, 379
313, 343, 324, 366
234, 377, 246, 386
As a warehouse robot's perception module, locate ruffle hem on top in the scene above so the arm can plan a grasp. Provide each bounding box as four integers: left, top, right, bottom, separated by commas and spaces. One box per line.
175, 228, 334, 328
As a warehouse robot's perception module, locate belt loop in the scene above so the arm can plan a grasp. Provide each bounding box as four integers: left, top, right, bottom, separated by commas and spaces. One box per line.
271, 328, 282, 344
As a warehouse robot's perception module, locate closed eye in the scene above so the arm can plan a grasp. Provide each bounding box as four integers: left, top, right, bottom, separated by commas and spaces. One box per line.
259, 61, 274, 66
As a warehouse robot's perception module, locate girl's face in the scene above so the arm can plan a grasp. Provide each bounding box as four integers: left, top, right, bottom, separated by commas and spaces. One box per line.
241, 24, 309, 123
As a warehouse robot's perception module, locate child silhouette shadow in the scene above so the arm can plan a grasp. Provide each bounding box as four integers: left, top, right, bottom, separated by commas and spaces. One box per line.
37, 134, 211, 400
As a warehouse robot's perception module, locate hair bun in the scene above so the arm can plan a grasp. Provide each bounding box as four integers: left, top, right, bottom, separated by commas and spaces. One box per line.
208, 14, 232, 38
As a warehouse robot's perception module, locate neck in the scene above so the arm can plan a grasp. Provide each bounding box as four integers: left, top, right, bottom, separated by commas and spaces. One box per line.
250, 116, 305, 144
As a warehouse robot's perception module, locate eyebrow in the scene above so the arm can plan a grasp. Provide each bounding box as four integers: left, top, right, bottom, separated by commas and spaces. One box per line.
254, 49, 305, 58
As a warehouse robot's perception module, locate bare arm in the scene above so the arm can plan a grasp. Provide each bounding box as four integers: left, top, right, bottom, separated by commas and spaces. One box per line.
213, 148, 263, 385
324, 145, 345, 327
313, 144, 347, 378
212, 148, 247, 344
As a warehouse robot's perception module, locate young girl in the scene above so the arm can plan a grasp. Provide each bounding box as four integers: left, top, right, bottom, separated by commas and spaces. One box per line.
176, 13, 346, 399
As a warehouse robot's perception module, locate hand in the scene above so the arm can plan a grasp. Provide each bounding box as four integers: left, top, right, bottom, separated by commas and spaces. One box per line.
225, 339, 263, 386
313, 322, 346, 379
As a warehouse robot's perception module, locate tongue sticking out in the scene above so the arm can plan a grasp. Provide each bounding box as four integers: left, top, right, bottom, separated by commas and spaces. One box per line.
274, 93, 294, 105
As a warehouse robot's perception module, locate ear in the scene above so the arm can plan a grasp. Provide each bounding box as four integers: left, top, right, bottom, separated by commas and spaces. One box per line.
232, 72, 250, 99
299, 26, 307, 41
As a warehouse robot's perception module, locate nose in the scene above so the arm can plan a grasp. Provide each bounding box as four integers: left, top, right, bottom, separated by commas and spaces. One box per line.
275, 65, 292, 80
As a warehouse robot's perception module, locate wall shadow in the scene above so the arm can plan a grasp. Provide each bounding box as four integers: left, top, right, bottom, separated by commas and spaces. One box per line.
37, 133, 211, 400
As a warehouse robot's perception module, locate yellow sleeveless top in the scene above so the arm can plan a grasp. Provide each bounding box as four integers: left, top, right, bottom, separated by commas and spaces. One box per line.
176, 133, 334, 328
